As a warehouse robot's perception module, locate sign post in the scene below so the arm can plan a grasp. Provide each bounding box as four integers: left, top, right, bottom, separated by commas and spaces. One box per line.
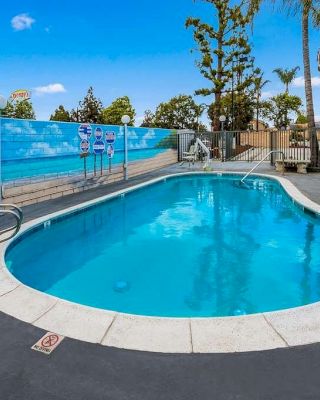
106, 131, 116, 173
80, 139, 90, 179
78, 124, 92, 179
93, 127, 105, 176
107, 144, 115, 172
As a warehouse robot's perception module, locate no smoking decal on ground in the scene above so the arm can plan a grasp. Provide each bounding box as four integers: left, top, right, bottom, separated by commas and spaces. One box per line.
31, 332, 64, 355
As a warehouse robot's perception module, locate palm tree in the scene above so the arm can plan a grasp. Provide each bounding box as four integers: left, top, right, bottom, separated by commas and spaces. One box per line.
272, 66, 300, 93
253, 73, 270, 131
252, 0, 320, 167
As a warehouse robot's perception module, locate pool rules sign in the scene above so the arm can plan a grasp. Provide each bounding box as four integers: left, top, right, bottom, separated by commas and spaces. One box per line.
78, 124, 117, 178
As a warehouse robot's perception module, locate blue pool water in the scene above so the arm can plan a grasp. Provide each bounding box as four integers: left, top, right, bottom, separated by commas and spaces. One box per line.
5, 174, 320, 317
2, 148, 166, 182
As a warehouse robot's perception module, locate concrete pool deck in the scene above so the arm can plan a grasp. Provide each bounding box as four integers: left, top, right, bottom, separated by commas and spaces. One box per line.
1, 161, 320, 398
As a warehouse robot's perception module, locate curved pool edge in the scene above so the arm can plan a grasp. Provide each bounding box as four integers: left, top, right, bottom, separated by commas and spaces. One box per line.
1, 171, 320, 354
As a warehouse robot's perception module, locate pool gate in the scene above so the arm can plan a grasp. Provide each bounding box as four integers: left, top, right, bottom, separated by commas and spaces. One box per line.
178, 128, 320, 164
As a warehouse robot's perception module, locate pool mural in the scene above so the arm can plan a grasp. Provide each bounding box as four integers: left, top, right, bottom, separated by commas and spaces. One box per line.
0, 118, 177, 182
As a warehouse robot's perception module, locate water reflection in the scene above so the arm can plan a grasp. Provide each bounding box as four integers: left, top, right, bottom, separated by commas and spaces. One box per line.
184, 178, 320, 316
185, 180, 259, 315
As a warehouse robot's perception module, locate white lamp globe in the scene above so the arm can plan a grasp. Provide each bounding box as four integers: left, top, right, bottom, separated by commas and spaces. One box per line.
121, 115, 131, 124
0, 95, 6, 110
219, 115, 226, 123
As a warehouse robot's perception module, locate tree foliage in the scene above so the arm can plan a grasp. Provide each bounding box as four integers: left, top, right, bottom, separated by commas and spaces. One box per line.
296, 113, 308, 124
272, 66, 300, 93
50, 105, 71, 122
102, 96, 136, 126
186, 0, 260, 130
70, 87, 103, 123
251, 0, 320, 165
2, 100, 36, 119
261, 93, 302, 129
252, 70, 270, 130
152, 95, 205, 130
209, 92, 254, 131
140, 110, 155, 127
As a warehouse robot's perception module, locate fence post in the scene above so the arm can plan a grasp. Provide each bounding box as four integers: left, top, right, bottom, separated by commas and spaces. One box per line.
270, 130, 275, 166
177, 132, 181, 162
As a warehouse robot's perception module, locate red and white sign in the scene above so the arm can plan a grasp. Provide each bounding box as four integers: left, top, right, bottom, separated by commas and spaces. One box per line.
31, 332, 64, 355
10, 89, 31, 102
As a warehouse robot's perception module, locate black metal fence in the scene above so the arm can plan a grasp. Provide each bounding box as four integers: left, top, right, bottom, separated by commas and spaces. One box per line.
178, 128, 320, 164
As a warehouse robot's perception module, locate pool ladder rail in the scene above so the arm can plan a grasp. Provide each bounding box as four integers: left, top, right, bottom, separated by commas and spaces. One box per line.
241, 150, 285, 185
0, 204, 23, 243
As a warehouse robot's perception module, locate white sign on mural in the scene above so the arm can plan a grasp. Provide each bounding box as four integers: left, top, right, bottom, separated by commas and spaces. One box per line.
78, 124, 92, 140
107, 144, 114, 159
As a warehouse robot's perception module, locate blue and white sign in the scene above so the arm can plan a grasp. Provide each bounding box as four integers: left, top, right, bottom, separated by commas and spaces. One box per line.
93, 140, 105, 155
80, 139, 90, 153
106, 131, 116, 144
94, 127, 103, 140
78, 124, 92, 140
107, 144, 114, 159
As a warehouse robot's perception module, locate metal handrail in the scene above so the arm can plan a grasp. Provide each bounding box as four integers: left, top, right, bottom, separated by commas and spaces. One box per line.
0, 204, 23, 243
241, 151, 285, 184
0, 204, 23, 220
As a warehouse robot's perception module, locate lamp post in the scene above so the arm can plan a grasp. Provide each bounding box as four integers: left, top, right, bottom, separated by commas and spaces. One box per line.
219, 115, 227, 162
121, 115, 131, 181
0, 95, 6, 202
219, 114, 226, 131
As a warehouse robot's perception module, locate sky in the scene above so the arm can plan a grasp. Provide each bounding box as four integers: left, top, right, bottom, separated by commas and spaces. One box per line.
0, 0, 319, 125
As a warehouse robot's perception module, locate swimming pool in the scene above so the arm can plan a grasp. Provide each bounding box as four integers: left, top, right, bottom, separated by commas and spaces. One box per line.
5, 174, 320, 318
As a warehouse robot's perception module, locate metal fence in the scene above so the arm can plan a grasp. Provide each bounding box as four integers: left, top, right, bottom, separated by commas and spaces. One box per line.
0, 118, 178, 184
178, 128, 320, 164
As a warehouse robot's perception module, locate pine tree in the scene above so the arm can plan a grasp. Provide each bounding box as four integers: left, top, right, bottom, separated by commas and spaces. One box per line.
2, 100, 35, 119
1, 102, 15, 118
15, 100, 36, 119
140, 110, 155, 127
50, 105, 71, 122
71, 87, 103, 123
186, 0, 259, 130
